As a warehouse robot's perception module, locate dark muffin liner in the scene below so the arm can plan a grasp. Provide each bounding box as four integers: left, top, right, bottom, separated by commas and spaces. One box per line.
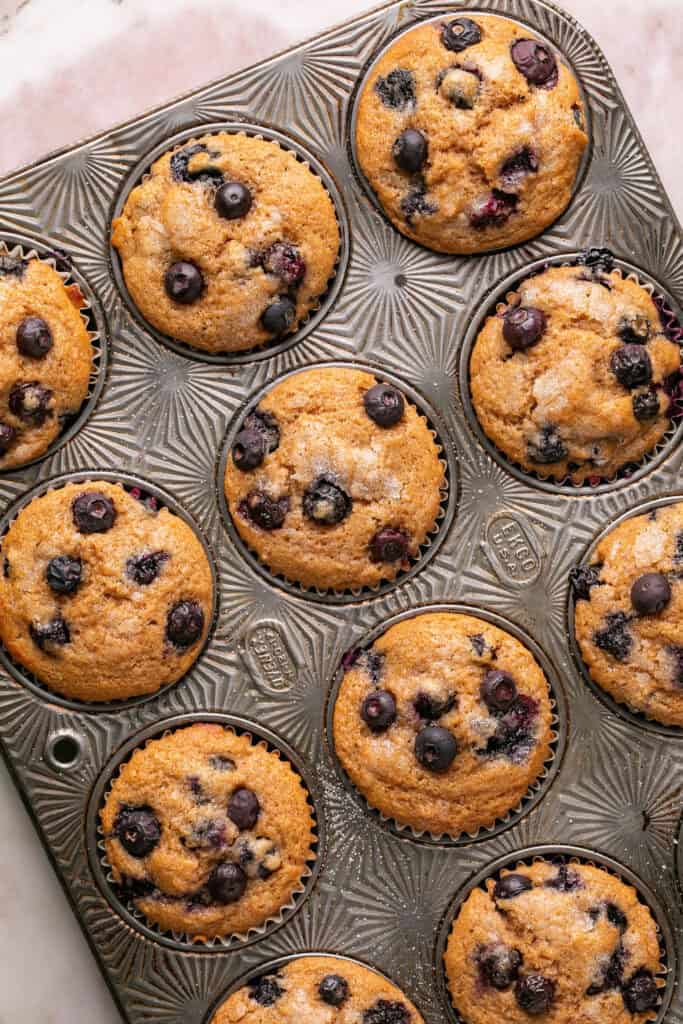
435, 845, 676, 1024
0, 235, 108, 474
0, 470, 218, 713
568, 493, 683, 737
204, 952, 426, 1024
216, 360, 456, 604
325, 604, 566, 845
110, 122, 349, 365
87, 713, 323, 952
459, 252, 683, 495
348, 12, 593, 256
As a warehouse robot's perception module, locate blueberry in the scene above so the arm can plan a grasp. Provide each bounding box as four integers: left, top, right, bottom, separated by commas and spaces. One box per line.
527, 425, 567, 465
127, 550, 169, 586
606, 902, 628, 930
610, 344, 652, 389
588, 943, 627, 994
375, 68, 415, 110
243, 410, 280, 453
249, 975, 284, 1007
262, 242, 306, 287
232, 428, 267, 470
166, 600, 204, 648
500, 148, 539, 190
633, 388, 660, 421
503, 306, 547, 351
415, 725, 457, 772
164, 261, 204, 304
545, 864, 583, 892
361, 689, 397, 732
581, 247, 615, 273
494, 873, 533, 899
239, 490, 289, 530
363, 1000, 411, 1024
29, 617, 70, 651
210, 755, 236, 772
0, 255, 27, 276
170, 144, 223, 184
261, 296, 296, 337
400, 183, 437, 225
515, 975, 556, 1015
438, 67, 480, 109
2, 558, 9, 578
228, 787, 260, 830
414, 691, 457, 720
46, 555, 82, 595
302, 477, 352, 525
484, 694, 539, 763
369, 527, 410, 563
319, 974, 349, 1007
479, 944, 523, 990
183, 818, 226, 849
364, 383, 405, 427
570, 565, 603, 601
72, 492, 116, 533
9, 381, 53, 425
0, 422, 16, 455
208, 862, 247, 903
470, 634, 486, 656
392, 129, 428, 174
187, 776, 208, 805
214, 181, 252, 219
619, 315, 650, 345
16, 317, 53, 358
594, 612, 632, 661
469, 190, 518, 228
115, 806, 161, 857
622, 970, 658, 1014
480, 669, 518, 713
357, 649, 385, 684
631, 573, 671, 614
511, 39, 558, 88
441, 17, 482, 52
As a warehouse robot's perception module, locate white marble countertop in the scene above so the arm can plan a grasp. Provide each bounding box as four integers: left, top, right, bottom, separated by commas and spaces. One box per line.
0, 1, 680, 1022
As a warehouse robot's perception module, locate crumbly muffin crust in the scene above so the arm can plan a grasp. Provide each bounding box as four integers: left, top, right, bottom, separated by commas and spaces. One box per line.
333, 612, 553, 836
211, 955, 425, 1023
445, 859, 663, 1024
573, 501, 683, 726
355, 15, 587, 254
470, 266, 681, 484
112, 132, 340, 353
101, 724, 316, 939
0, 480, 212, 702
0, 256, 93, 469
223, 367, 444, 591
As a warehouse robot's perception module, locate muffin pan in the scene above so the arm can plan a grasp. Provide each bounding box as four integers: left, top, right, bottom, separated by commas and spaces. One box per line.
0, 1, 682, 1022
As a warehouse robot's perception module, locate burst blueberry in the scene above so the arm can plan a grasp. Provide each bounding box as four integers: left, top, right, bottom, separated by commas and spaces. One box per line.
166, 600, 204, 647
469, 190, 518, 228
633, 388, 660, 421
46, 555, 82, 595
30, 616, 70, 650
619, 315, 650, 345
375, 68, 415, 109
249, 975, 284, 1007
0, 422, 16, 455
115, 806, 161, 857
303, 477, 352, 525
631, 572, 671, 614
622, 970, 658, 1013
415, 725, 457, 772
214, 181, 252, 219
511, 39, 558, 88
16, 316, 53, 358
400, 183, 437, 225
361, 690, 397, 733
9, 381, 53, 424
364, 383, 405, 427
319, 974, 350, 1007
593, 612, 632, 661
570, 565, 603, 601
527, 425, 567, 465
72, 492, 116, 533
369, 527, 410, 563
262, 242, 306, 286
515, 974, 556, 1015
480, 669, 518, 713
127, 551, 168, 586
240, 490, 289, 530
414, 691, 457, 720
392, 129, 428, 174
363, 1000, 411, 1024
500, 148, 539, 190
479, 944, 523, 990
441, 17, 482, 52
610, 344, 652, 389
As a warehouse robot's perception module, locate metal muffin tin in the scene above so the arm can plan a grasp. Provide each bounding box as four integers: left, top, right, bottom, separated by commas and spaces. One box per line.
0, 1, 682, 1022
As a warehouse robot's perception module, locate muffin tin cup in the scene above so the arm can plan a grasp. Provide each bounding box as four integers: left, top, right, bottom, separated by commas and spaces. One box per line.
347, 11, 594, 256
110, 122, 349, 366
459, 252, 683, 495
435, 845, 677, 1024
0, 234, 108, 474
86, 712, 323, 952
568, 492, 683, 737
0, 470, 219, 713
216, 360, 457, 605
325, 603, 567, 846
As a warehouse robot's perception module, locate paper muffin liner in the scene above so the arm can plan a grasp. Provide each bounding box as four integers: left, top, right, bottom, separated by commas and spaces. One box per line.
0, 237, 107, 473
87, 713, 322, 952
325, 604, 566, 845
435, 846, 676, 1024
459, 250, 683, 496
568, 493, 683, 738
110, 122, 348, 365
0, 470, 218, 713
216, 361, 456, 604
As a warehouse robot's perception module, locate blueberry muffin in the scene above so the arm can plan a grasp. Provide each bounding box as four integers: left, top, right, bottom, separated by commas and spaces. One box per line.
470, 263, 681, 484
111, 133, 340, 353
223, 367, 444, 591
333, 612, 553, 836
355, 15, 587, 254
572, 501, 683, 726
101, 724, 316, 938
445, 859, 663, 1023
0, 254, 94, 469
211, 955, 425, 1023
0, 481, 212, 702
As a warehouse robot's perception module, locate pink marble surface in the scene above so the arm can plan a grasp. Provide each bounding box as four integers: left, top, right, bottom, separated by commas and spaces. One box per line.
0, 2, 680, 1022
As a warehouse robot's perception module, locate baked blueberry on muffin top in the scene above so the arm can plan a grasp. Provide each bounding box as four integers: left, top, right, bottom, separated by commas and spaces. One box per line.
112, 132, 340, 353
355, 14, 587, 253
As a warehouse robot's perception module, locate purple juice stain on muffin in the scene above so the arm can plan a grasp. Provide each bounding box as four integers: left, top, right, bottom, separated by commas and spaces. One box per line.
400, 181, 437, 225
469, 189, 518, 228
593, 612, 633, 662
